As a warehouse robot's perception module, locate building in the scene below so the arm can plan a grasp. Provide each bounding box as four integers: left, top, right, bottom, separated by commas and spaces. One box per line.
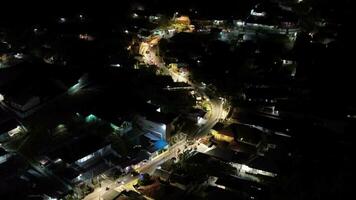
101, 190, 146, 200
184, 108, 206, 124
230, 124, 263, 147
245, 156, 279, 178
0, 147, 12, 164
81, 112, 133, 137
47, 136, 120, 184
0, 109, 23, 142
213, 175, 269, 199
135, 109, 179, 141
0, 62, 78, 118
110, 120, 133, 136
211, 123, 262, 147
0, 154, 28, 197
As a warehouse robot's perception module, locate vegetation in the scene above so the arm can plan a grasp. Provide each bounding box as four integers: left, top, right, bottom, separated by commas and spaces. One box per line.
138, 173, 154, 186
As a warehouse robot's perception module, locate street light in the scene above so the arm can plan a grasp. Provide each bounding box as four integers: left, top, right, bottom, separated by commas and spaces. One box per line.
59, 17, 66, 23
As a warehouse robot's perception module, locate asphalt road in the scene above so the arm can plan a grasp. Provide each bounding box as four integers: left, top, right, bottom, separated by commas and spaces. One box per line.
85, 22, 227, 200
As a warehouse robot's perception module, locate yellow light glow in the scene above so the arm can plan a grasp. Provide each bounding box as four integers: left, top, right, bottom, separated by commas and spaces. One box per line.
211, 129, 234, 143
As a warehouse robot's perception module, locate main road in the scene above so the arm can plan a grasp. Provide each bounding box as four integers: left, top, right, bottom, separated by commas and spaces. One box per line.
85, 20, 227, 200
141, 32, 226, 138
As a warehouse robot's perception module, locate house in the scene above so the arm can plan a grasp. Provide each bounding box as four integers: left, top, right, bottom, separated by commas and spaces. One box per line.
101, 189, 147, 200
184, 108, 206, 124
135, 105, 179, 141
244, 155, 279, 178
80, 111, 133, 137
0, 110, 23, 142
47, 136, 120, 184
0, 62, 80, 118
214, 175, 269, 199
205, 147, 251, 164
0, 119, 18, 141
0, 154, 28, 198
246, 2, 298, 29
230, 124, 263, 147
0, 147, 12, 164
1, 71, 66, 118
211, 129, 235, 143
0, 153, 27, 185
211, 123, 262, 147
110, 119, 133, 136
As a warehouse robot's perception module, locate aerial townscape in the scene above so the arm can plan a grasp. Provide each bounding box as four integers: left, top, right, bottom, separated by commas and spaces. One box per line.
0, 0, 353, 199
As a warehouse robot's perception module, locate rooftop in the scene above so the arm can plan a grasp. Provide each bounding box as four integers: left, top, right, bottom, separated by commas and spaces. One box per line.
138, 103, 178, 124
48, 135, 110, 164
205, 147, 251, 163
248, 155, 279, 174
0, 118, 18, 134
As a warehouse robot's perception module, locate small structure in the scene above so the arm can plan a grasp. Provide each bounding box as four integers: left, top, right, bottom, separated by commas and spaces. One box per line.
47, 136, 120, 183
0, 147, 13, 164
0, 110, 23, 142
211, 129, 234, 143
135, 109, 179, 141
0, 62, 79, 118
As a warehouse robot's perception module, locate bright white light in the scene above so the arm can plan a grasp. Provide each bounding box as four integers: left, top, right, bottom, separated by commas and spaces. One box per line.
75, 173, 83, 181
214, 20, 223, 25
216, 184, 226, 189
8, 126, 22, 137
347, 114, 356, 119
161, 124, 166, 131
156, 108, 161, 112
236, 21, 244, 26
250, 9, 266, 17
0, 94, 3, 101
76, 154, 94, 163
132, 13, 138, 18
298, 0, 303, 3
197, 117, 206, 125
68, 82, 81, 94
59, 17, 66, 23
241, 164, 251, 171
124, 30, 129, 34
110, 64, 121, 67
14, 53, 24, 59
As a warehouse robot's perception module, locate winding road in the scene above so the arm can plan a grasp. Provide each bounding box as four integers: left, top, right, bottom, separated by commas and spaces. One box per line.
85, 20, 227, 200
